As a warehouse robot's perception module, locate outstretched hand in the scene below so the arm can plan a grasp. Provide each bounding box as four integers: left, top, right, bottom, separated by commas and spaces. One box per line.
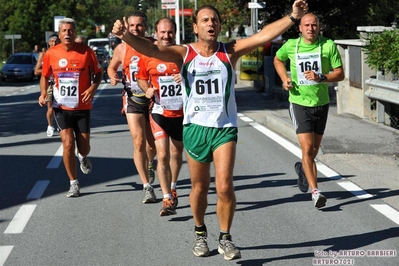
292, 0, 308, 18
112, 17, 128, 39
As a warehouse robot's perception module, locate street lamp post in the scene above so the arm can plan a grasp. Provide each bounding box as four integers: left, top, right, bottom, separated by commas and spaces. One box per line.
181, 0, 184, 41
175, 0, 180, 44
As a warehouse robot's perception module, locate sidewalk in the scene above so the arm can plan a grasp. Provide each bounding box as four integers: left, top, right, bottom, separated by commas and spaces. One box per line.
235, 81, 399, 212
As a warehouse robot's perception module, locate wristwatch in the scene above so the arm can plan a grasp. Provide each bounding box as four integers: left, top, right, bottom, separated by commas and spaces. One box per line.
289, 13, 301, 24
318, 74, 326, 82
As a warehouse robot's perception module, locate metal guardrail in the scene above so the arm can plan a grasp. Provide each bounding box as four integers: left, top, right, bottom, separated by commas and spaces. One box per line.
365, 78, 399, 125
365, 78, 399, 105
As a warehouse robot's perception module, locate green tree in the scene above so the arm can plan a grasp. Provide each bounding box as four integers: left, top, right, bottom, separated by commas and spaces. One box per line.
211, 0, 250, 41
1, 0, 398, 60
363, 29, 399, 75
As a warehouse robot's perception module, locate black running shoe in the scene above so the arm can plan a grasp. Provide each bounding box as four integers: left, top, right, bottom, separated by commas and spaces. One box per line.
295, 162, 309, 193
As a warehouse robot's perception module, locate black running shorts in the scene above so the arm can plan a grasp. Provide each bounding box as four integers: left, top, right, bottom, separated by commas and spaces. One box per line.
54, 108, 90, 133
289, 103, 329, 135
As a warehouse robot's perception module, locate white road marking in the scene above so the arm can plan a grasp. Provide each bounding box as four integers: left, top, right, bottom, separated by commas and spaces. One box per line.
92, 83, 106, 104
241, 115, 398, 226
4, 85, 35, 97
4, 205, 37, 234
338, 181, 374, 199
27, 180, 50, 200
46, 145, 63, 169
240, 116, 254, 122
371, 204, 399, 225
0, 246, 14, 266
250, 122, 302, 158
316, 163, 342, 180
0, 82, 108, 265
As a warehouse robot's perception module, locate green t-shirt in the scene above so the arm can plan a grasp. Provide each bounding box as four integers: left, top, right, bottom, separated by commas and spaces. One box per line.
276, 36, 342, 107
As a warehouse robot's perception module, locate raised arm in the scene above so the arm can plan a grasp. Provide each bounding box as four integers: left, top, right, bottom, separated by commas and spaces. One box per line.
112, 17, 186, 68
230, 0, 308, 64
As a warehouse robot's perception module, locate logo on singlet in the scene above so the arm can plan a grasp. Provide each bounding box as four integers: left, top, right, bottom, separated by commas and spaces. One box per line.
130, 55, 139, 63
194, 106, 205, 111
156, 63, 167, 73
59, 59, 68, 68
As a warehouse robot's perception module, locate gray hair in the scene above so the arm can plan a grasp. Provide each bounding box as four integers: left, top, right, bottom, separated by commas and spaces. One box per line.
128, 11, 148, 28
58, 18, 76, 32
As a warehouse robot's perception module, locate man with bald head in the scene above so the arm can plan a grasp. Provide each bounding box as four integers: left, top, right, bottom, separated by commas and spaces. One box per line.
274, 13, 344, 209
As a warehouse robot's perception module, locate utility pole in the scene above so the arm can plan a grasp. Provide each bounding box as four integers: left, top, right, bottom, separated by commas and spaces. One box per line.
248, 1, 267, 91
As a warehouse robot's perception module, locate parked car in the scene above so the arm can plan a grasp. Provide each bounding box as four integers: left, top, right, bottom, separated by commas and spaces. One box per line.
1, 53, 38, 82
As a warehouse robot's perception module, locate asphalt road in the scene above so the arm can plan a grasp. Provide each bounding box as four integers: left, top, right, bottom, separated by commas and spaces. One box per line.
0, 81, 398, 266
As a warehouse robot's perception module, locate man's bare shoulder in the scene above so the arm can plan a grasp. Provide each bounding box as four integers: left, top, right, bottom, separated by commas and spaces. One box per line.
112, 42, 126, 58
37, 51, 45, 61
114, 42, 126, 52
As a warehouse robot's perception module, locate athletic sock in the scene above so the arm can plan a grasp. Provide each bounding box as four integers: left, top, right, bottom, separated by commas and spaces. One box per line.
195, 224, 207, 234
219, 231, 231, 241
312, 188, 320, 194
163, 194, 171, 199
171, 182, 177, 190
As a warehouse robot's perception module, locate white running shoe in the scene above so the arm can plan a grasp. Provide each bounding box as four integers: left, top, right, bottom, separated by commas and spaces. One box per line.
80, 156, 92, 174
66, 182, 80, 198
312, 190, 327, 208
193, 231, 210, 257
46, 126, 55, 137
218, 234, 241, 261
142, 187, 156, 203
76, 149, 92, 174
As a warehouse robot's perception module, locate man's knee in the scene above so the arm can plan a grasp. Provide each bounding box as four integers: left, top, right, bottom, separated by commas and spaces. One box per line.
133, 137, 146, 150
170, 149, 183, 161
216, 181, 234, 197
192, 181, 209, 195
156, 152, 169, 164
63, 139, 75, 151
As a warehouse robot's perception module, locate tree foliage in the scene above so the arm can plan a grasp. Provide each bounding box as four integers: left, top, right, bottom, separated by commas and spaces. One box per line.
0, 0, 398, 59
363, 29, 399, 75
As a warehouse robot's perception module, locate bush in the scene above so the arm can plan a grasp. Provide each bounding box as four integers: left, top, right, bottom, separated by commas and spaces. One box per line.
363, 29, 399, 75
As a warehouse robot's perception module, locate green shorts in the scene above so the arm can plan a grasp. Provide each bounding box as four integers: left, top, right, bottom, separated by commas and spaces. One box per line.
183, 124, 238, 163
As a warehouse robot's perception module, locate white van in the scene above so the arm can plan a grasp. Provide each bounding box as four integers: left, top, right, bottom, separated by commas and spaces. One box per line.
87, 37, 120, 58
88, 38, 109, 49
